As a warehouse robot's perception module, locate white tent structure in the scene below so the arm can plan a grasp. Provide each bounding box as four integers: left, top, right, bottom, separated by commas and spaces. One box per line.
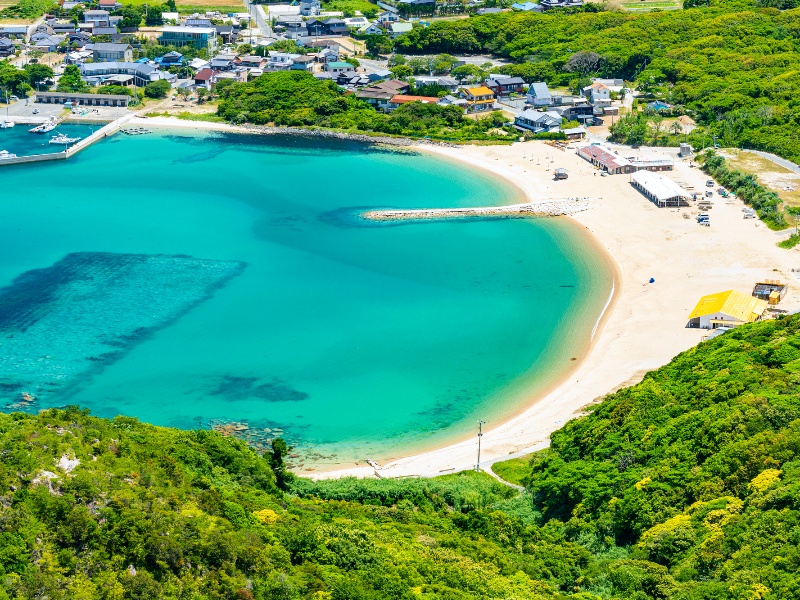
630, 170, 691, 207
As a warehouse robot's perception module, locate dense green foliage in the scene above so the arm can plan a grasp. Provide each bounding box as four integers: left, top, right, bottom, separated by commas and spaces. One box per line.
393, 6, 800, 163
56, 64, 89, 93
521, 315, 800, 598
144, 79, 171, 99
0, 0, 56, 18
491, 457, 531, 487
699, 150, 787, 228
217, 71, 514, 141
4, 316, 800, 598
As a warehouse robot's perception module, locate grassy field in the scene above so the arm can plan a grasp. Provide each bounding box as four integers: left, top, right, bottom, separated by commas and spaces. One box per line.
322, 0, 377, 15
721, 149, 800, 207
490, 455, 531, 486
119, 0, 245, 12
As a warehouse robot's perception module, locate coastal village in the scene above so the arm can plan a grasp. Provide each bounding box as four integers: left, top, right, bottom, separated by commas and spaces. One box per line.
2, 0, 800, 476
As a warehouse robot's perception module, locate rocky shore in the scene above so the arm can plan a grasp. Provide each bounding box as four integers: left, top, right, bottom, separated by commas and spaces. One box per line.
361, 198, 591, 222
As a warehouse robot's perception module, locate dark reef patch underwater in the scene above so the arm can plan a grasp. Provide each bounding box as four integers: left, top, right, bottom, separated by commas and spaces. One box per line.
0, 252, 245, 408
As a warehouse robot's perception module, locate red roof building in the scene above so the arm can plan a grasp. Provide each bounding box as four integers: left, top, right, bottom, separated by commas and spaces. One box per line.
389, 94, 440, 106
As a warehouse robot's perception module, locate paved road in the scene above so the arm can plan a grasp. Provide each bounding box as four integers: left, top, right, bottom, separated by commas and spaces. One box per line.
243, 0, 274, 39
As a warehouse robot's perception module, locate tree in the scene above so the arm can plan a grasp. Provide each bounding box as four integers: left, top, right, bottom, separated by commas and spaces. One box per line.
565, 51, 603, 76
144, 4, 166, 26
24, 63, 53, 87
56, 64, 88, 92
365, 34, 392, 57
196, 86, 208, 103
267, 438, 292, 491
451, 64, 483, 83
115, 5, 142, 29
786, 206, 800, 235
237, 43, 253, 55
144, 79, 170, 98
390, 65, 413, 79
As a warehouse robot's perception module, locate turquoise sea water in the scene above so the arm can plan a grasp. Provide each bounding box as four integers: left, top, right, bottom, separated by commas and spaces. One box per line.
0, 128, 613, 468
0, 122, 99, 156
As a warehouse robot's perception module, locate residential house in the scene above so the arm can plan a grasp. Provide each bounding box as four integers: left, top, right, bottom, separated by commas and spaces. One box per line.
325, 61, 355, 75
514, 109, 562, 133
189, 57, 210, 70
290, 55, 315, 71
210, 55, 238, 71
0, 37, 15, 57
398, 0, 436, 7
156, 50, 184, 66
69, 31, 92, 45
438, 94, 467, 108
239, 55, 266, 69
215, 69, 248, 84
66, 49, 93, 63
31, 24, 54, 38
98, 0, 122, 10
389, 22, 412, 38
675, 115, 697, 134
591, 77, 624, 92
161, 12, 180, 22
583, 81, 611, 107
89, 42, 132, 62
368, 68, 392, 82
84, 10, 111, 26
51, 21, 77, 34
306, 18, 349, 36
687, 290, 767, 329
299, 0, 321, 15
377, 10, 401, 24
194, 67, 219, 88
355, 79, 410, 111
80, 61, 175, 86
551, 101, 595, 124
344, 16, 369, 27
158, 26, 218, 50
358, 22, 384, 35
317, 46, 340, 63
31, 35, 65, 52
562, 126, 586, 140
485, 75, 525, 96
0, 25, 28, 40
267, 51, 299, 70
461, 86, 495, 112
526, 81, 552, 107
539, 0, 582, 8
413, 76, 458, 92
91, 27, 118, 36
186, 18, 213, 27
215, 25, 239, 44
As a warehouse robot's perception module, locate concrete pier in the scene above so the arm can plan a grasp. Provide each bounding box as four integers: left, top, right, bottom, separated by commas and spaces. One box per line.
0, 113, 134, 167
361, 198, 591, 222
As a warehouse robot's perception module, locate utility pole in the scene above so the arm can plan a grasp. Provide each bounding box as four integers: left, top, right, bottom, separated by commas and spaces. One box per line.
475, 420, 485, 472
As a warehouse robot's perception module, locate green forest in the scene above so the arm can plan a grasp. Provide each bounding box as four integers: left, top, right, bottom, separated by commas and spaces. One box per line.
2, 314, 800, 598
216, 71, 513, 141
392, 3, 800, 161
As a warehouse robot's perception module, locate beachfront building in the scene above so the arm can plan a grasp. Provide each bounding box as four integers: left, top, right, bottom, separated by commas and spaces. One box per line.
630, 170, 690, 208
527, 82, 552, 107
577, 145, 634, 174
158, 26, 218, 51
461, 86, 495, 112
583, 81, 612, 107
35, 91, 130, 107
514, 109, 562, 133
753, 280, 788, 305
687, 290, 768, 329
630, 155, 674, 172
89, 43, 133, 62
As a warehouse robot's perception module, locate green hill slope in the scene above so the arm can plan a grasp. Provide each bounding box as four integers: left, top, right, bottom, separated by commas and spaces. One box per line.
1, 315, 799, 599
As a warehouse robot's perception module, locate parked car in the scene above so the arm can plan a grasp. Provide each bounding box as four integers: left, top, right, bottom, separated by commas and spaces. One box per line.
706, 180, 714, 187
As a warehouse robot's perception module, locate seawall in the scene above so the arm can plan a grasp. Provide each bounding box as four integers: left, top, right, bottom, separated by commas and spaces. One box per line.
361, 198, 591, 222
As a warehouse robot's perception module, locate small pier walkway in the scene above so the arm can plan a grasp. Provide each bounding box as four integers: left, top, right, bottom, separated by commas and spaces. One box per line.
361, 198, 590, 222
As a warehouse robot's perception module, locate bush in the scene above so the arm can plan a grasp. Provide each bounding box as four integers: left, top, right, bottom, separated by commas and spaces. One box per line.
144, 79, 171, 99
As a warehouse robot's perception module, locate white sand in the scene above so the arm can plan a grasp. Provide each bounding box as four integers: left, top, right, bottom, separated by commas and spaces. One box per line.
314, 141, 800, 479
129, 119, 800, 479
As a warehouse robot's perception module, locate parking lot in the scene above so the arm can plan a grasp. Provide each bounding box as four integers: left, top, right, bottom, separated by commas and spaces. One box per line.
2, 99, 130, 122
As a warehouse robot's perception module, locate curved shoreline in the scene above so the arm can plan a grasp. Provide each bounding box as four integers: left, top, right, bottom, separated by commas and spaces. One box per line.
113, 117, 794, 480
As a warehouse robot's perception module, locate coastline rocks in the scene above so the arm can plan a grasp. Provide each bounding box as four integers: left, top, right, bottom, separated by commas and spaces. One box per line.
233, 124, 461, 148
361, 198, 591, 223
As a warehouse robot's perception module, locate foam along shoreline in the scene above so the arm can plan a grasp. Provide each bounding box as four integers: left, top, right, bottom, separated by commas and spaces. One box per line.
360, 198, 590, 222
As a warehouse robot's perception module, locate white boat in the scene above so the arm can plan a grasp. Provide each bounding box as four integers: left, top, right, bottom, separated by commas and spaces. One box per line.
29, 117, 57, 133
49, 133, 81, 145
0, 150, 18, 159
0, 120, 14, 129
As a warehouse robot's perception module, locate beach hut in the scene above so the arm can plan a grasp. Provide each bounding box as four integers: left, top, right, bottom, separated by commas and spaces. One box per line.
753, 280, 788, 305
687, 290, 768, 329
630, 170, 690, 208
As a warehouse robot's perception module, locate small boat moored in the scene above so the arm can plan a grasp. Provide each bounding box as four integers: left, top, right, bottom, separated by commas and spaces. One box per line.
49, 133, 81, 145
0, 149, 17, 159
0, 120, 14, 129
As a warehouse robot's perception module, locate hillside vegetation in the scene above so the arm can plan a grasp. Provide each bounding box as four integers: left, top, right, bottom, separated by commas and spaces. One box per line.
2, 315, 800, 598
393, 4, 800, 163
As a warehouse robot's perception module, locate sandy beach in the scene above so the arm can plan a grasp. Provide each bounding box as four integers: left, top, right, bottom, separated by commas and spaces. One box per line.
128, 117, 800, 479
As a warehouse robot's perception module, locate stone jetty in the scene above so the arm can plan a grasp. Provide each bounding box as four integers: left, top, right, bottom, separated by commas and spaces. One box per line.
361, 198, 591, 222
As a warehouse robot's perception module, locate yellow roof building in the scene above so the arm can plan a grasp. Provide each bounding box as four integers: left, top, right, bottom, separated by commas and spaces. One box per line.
687, 290, 768, 328
462, 86, 495, 101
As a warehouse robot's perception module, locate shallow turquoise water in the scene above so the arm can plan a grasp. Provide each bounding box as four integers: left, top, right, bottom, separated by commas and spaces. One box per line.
0, 122, 99, 156
0, 128, 612, 467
